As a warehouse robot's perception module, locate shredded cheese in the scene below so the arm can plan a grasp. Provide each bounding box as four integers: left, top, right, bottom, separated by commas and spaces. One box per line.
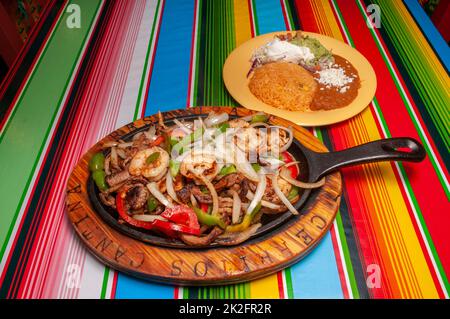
316, 67, 355, 88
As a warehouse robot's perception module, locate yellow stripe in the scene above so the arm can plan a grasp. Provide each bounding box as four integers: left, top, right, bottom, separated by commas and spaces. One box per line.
233, 0, 252, 46
250, 275, 281, 298
319, 0, 439, 298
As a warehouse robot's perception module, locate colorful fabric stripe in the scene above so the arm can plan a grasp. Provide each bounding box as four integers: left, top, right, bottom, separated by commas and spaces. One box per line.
0, 0, 448, 299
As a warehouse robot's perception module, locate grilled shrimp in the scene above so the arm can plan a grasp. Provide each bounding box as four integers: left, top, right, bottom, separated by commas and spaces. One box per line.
180, 151, 220, 181
128, 146, 169, 180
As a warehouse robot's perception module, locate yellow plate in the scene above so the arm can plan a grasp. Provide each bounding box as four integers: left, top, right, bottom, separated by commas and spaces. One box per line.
223, 31, 377, 126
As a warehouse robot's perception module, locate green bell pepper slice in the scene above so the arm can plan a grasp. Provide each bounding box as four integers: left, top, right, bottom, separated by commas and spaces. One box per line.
92, 170, 108, 191
225, 202, 262, 232
193, 206, 226, 229
89, 152, 105, 172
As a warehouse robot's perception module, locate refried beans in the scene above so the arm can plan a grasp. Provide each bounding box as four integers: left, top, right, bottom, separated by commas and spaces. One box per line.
311, 55, 360, 111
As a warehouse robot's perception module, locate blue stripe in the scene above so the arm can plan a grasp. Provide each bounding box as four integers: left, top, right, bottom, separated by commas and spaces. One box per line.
253, 0, 344, 298
115, 274, 175, 299
403, 0, 450, 71
116, 0, 195, 298
144, 0, 195, 115
289, 232, 344, 299
253, 0, 287, 34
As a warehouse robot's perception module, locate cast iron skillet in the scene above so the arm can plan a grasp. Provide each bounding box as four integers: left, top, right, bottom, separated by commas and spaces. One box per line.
88, 113, 426, 249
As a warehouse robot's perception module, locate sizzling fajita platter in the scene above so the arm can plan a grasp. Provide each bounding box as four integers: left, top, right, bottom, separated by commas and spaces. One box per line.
66, 107, 425, 285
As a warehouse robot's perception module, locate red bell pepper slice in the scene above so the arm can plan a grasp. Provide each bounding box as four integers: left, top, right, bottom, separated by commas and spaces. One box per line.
151, 135, 164, 147
200, 203, 209, 213
116, 193, 200, 237
281, 151, 299, 178
161, 205, 200, 231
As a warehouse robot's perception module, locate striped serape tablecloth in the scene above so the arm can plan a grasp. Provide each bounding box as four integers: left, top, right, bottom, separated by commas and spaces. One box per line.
0, 0, 448, 299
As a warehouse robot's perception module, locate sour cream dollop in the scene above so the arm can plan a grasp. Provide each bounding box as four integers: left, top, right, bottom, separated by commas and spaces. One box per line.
253, 38, 315, 64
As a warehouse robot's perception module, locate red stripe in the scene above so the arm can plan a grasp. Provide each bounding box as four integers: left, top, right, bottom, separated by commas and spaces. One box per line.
329, 224, 350, 299
174, 287, 180, 299
276, 272, 285, 299
293, 0, 318, 33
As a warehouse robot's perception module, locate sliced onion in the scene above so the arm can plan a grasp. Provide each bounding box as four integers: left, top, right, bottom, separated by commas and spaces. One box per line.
116, 148, 127, 159
234, 147, 259, 182
117, 142, 133, 149
246, 190, 281, 210
217, 223, 261, 246
204, 112, 229, 127
165, 171, 181, 204
280, 162, 325, 189
104, 155, 111, 175
132, 215, 167, 222
190, 194, 198, 208
246, 171, 266, 215
270, 174, 299, 215
189, 168, 219, 217
132, 132, 144, 141
231, 190, 241, 224
111, 147, 119, 168
103, 141, 118, 148
147, 182, 173, 207
173, 119, 192, 135
144, 125, 156, 140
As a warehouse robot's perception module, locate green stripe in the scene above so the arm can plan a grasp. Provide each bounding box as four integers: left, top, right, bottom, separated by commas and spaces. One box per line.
99, 267, 110, 299
0, 0, 102, 263
284, 268, 294, 298
283, 0, 296, 29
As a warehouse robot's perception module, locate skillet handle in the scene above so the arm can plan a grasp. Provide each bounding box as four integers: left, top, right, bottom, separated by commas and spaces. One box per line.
308, 137, 426, 181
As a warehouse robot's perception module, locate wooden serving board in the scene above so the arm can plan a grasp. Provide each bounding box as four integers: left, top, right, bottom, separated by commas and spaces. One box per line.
65, 106, 342, 285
